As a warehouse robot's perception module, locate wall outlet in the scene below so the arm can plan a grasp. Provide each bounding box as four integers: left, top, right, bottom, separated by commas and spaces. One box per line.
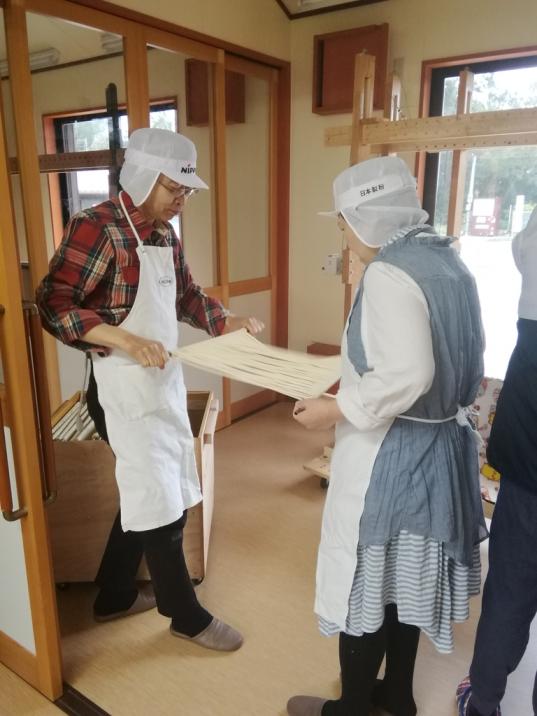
322, 253, 342, 275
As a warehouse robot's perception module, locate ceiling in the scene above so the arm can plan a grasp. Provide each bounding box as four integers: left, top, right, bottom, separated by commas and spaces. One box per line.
275, 0, 386, 19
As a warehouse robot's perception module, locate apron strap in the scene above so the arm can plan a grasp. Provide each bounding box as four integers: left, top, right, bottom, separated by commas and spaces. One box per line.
119, 191, 145, 250
119, 191, 171, 251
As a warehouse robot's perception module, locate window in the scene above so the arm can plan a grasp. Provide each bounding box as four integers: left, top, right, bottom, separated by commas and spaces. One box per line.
423, 55, 537, 378
54, 102, 177, 223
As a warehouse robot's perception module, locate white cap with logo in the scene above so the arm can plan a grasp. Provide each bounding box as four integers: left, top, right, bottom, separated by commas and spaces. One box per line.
320, 156, 429, 248
120, 128, 209, 206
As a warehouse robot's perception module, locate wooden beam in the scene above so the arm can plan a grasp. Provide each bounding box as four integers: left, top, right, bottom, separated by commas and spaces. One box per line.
4, 0, 62, 412
124, 24, 150, 133
447, 69, 474, 236
225, 54, 275, 82
144, 25, 218, 63
326, 106, 537, 153
366, 106, 537, 144
229, 276, 273, 298
9, 149, 125, 175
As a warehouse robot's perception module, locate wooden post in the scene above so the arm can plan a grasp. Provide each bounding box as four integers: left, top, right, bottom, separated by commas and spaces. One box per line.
343, 53, 376, 321
211, 51, 231, 427
4, 0, 62, 412
0, 31, 62, 696
447, 69, 474, 237
269, 68, 279, 347
384, 71, 401, 122
349, 52, 376, 164
124, 24, 150, 132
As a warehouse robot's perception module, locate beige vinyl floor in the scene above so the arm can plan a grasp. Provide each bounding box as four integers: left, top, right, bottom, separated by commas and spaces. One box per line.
2, 402, 536, 716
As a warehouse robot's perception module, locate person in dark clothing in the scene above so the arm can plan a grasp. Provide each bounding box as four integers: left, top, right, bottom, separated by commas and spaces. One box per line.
457, 206, 537, 716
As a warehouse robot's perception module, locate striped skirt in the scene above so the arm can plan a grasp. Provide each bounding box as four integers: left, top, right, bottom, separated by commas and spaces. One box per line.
318, 531, 482, 653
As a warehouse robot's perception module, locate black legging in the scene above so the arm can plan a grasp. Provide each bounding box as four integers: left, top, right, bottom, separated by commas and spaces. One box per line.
322, 604, 420, 716
87, 363, 211, 636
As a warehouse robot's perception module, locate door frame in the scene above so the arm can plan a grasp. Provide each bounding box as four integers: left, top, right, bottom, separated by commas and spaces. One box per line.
0, 0, 290, 699
0, 60, 62, 699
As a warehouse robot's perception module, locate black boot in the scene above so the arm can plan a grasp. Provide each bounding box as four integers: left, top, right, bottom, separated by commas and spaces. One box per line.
372, 604, 420, 716
322, 626, 387, 716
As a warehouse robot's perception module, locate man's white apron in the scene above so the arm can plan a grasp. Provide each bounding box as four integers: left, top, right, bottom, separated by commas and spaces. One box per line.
92, 192, 202, 532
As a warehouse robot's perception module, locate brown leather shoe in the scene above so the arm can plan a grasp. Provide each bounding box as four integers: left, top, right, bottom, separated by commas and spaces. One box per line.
170, 617, 243, 652
287, 696, 328, 716
94, 583, 156, 623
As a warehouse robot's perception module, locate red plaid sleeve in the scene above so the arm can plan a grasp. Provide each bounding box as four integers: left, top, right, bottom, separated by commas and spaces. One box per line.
175, 242, 228, 337
36, 212, 113, 348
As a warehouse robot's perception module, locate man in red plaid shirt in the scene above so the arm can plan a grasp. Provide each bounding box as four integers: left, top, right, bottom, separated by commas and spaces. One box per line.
38, 128, 262, 652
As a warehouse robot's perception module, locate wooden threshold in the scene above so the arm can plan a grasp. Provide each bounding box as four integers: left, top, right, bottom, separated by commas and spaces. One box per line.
55, 683, 111, 716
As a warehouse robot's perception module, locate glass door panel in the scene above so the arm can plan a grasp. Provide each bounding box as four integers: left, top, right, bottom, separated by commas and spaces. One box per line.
226, 72, 270, 283
25, 13, 127, 400
147, 42, 222, 404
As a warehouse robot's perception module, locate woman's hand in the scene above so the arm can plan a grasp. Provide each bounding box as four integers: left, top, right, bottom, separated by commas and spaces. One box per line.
292, 396, 343, 430
223, 314, 265, 335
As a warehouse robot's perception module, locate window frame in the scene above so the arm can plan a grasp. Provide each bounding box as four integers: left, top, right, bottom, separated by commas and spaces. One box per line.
43, 97, 177, 245
419, 50, 537, 224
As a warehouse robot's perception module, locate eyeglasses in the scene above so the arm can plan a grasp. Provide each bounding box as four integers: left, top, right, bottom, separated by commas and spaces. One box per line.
157, 179, 198, 200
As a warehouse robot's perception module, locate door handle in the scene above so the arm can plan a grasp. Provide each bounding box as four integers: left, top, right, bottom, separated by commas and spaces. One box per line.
0, 305, 27, 521
22, 302, 57, 506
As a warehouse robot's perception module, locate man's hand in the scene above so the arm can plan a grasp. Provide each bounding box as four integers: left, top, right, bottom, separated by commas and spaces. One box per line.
292, 396, 343, 430
223, 314, 265, 335
83, 324, 169, 368
121, 334, 169, 368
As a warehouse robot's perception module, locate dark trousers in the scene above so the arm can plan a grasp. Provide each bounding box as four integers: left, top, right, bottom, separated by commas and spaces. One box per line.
87, 367, 211, 635
323, 605, 420, 716
469, 477, 537, 716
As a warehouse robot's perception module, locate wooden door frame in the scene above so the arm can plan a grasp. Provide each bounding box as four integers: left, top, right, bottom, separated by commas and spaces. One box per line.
6, 0, 290, 426
0, 0, 289, 698
0, 55, 62, 699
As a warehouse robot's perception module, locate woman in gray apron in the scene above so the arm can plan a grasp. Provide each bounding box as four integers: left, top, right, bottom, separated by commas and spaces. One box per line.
38, 128, 262, 652
288, 156, 487, 716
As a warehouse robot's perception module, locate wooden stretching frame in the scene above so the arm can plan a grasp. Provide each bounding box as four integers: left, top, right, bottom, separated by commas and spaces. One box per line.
325, 51, 537, 317
326, 105, 537, 154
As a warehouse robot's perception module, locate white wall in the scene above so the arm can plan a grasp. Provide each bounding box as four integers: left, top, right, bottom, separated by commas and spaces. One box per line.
111, 0, 290, 61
